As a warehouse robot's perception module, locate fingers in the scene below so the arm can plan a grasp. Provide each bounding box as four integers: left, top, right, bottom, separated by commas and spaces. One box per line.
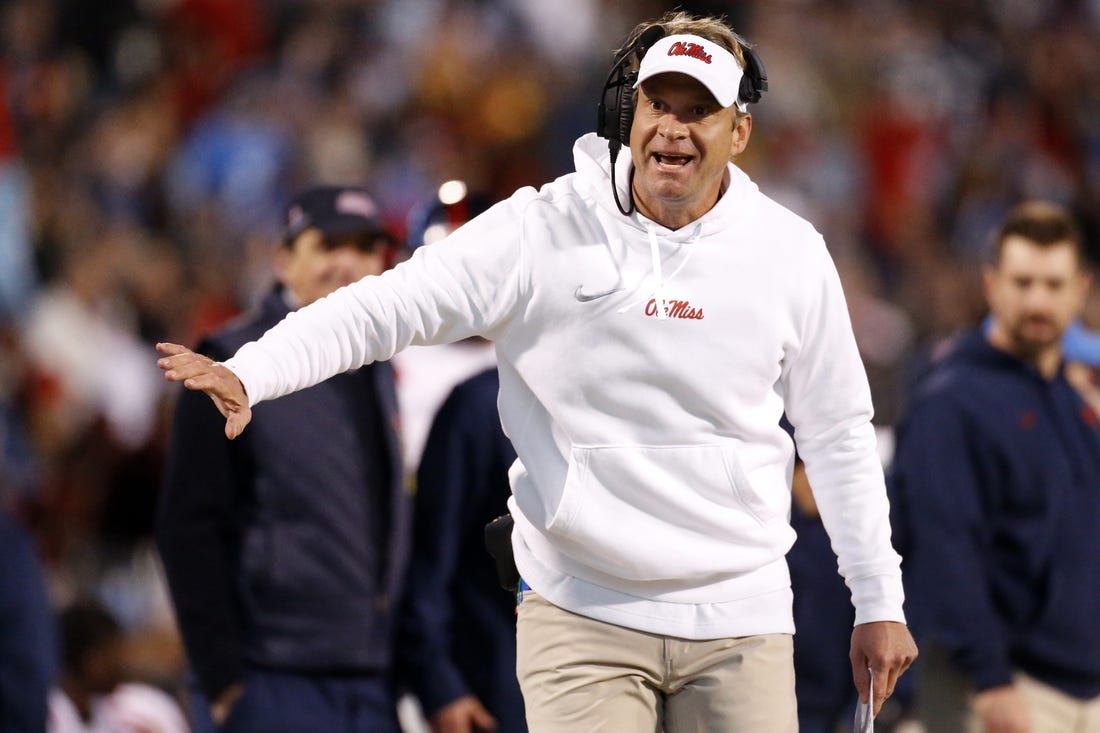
429, 696, 497, 733
882, 665, 900, 702
155, 342, 253, 439
855, 654, 907, 715
851, 661, 891, 715
157, 350, 240, 402
850, 624, 920, 718
225, 409, 252, 440
852, 664, 871, 704
155, 342, 190, 356
871, 663, 893, 715
209, 682, 244, 725
157, 351, 217, 383
862, 653, 916, 715
472, 707, 497, 731
178, 370, 230, 392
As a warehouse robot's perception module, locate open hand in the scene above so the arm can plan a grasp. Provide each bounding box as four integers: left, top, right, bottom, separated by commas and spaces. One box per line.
156, 342, 252, 439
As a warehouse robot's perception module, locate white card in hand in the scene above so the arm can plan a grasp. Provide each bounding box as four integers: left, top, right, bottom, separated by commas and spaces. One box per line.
853, 669, 874, 733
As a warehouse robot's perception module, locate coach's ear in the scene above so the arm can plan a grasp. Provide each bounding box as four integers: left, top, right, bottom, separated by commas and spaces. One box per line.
730, 112, 751, 159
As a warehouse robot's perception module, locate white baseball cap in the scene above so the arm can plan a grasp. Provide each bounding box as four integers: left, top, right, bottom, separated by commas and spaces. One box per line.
634, 34, 746, 111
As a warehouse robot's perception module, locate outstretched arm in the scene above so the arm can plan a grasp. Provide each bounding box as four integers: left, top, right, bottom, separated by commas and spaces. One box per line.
156, 342, 252, 439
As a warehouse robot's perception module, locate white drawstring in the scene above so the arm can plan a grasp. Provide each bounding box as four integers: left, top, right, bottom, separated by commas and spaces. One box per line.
648, 226, 668, 319
616, 224, 701, 315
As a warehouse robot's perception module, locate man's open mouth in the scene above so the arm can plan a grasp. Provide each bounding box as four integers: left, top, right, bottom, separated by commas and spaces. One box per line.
654, 153, 693, 167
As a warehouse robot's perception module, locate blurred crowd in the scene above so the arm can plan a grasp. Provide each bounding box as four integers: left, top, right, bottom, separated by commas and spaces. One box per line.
0, 0, 1097, 727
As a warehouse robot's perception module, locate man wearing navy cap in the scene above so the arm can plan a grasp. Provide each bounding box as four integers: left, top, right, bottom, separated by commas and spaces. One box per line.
157, 185, 410, 732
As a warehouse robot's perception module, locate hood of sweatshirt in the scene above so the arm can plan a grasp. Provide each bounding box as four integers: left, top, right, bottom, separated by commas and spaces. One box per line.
571, 132, 761, 238
569, 132, 763, 317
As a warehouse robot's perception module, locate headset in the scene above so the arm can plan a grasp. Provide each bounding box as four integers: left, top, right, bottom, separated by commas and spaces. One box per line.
595, 24, 769, 215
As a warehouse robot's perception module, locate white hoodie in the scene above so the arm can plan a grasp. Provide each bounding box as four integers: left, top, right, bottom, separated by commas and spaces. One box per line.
225, 133, 904, 639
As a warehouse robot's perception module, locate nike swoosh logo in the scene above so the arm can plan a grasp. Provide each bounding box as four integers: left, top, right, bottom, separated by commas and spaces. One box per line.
574, 285, 623, 302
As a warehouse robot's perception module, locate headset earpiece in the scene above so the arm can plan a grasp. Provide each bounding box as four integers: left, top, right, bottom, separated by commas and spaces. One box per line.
733, 34, 768, 106
597, 25, 666, 145
617, 70, 637, 145
596, 67, 638, 145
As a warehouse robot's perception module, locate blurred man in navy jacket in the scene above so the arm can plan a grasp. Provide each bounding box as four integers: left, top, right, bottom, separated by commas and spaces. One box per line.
398, 367, 524, 733
891, 200, 1100, 732
157, 185, 410, 732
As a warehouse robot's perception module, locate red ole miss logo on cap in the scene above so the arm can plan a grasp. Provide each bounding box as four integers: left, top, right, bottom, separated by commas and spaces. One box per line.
668, 41, 712, 64
336, 191, 378, 219
287, 204, 305, 228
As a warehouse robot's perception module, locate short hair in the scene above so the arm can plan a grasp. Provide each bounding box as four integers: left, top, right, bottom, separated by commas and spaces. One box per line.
990, 200, 1085, 266
619, 11, 752, 121
619, 11, 748, 69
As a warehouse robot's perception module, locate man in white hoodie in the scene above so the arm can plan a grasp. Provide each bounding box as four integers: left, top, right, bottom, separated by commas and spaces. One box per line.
157, 11, 917, 733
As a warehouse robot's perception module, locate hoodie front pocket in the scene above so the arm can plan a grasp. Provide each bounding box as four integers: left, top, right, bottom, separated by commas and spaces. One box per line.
545, 444, 784, 581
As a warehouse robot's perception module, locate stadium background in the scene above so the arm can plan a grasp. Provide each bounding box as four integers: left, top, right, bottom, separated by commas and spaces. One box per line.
0, 0, 1096, 719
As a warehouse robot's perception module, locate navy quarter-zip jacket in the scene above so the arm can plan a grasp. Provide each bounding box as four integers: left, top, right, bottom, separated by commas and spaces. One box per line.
156, 287, 410, 701
890, 330, 1100, 699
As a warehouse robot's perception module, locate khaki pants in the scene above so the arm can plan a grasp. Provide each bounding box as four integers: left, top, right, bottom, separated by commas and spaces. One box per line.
918, 643, 1100, 733
1015, 674, 1100, 733
516, 592, 797, 733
